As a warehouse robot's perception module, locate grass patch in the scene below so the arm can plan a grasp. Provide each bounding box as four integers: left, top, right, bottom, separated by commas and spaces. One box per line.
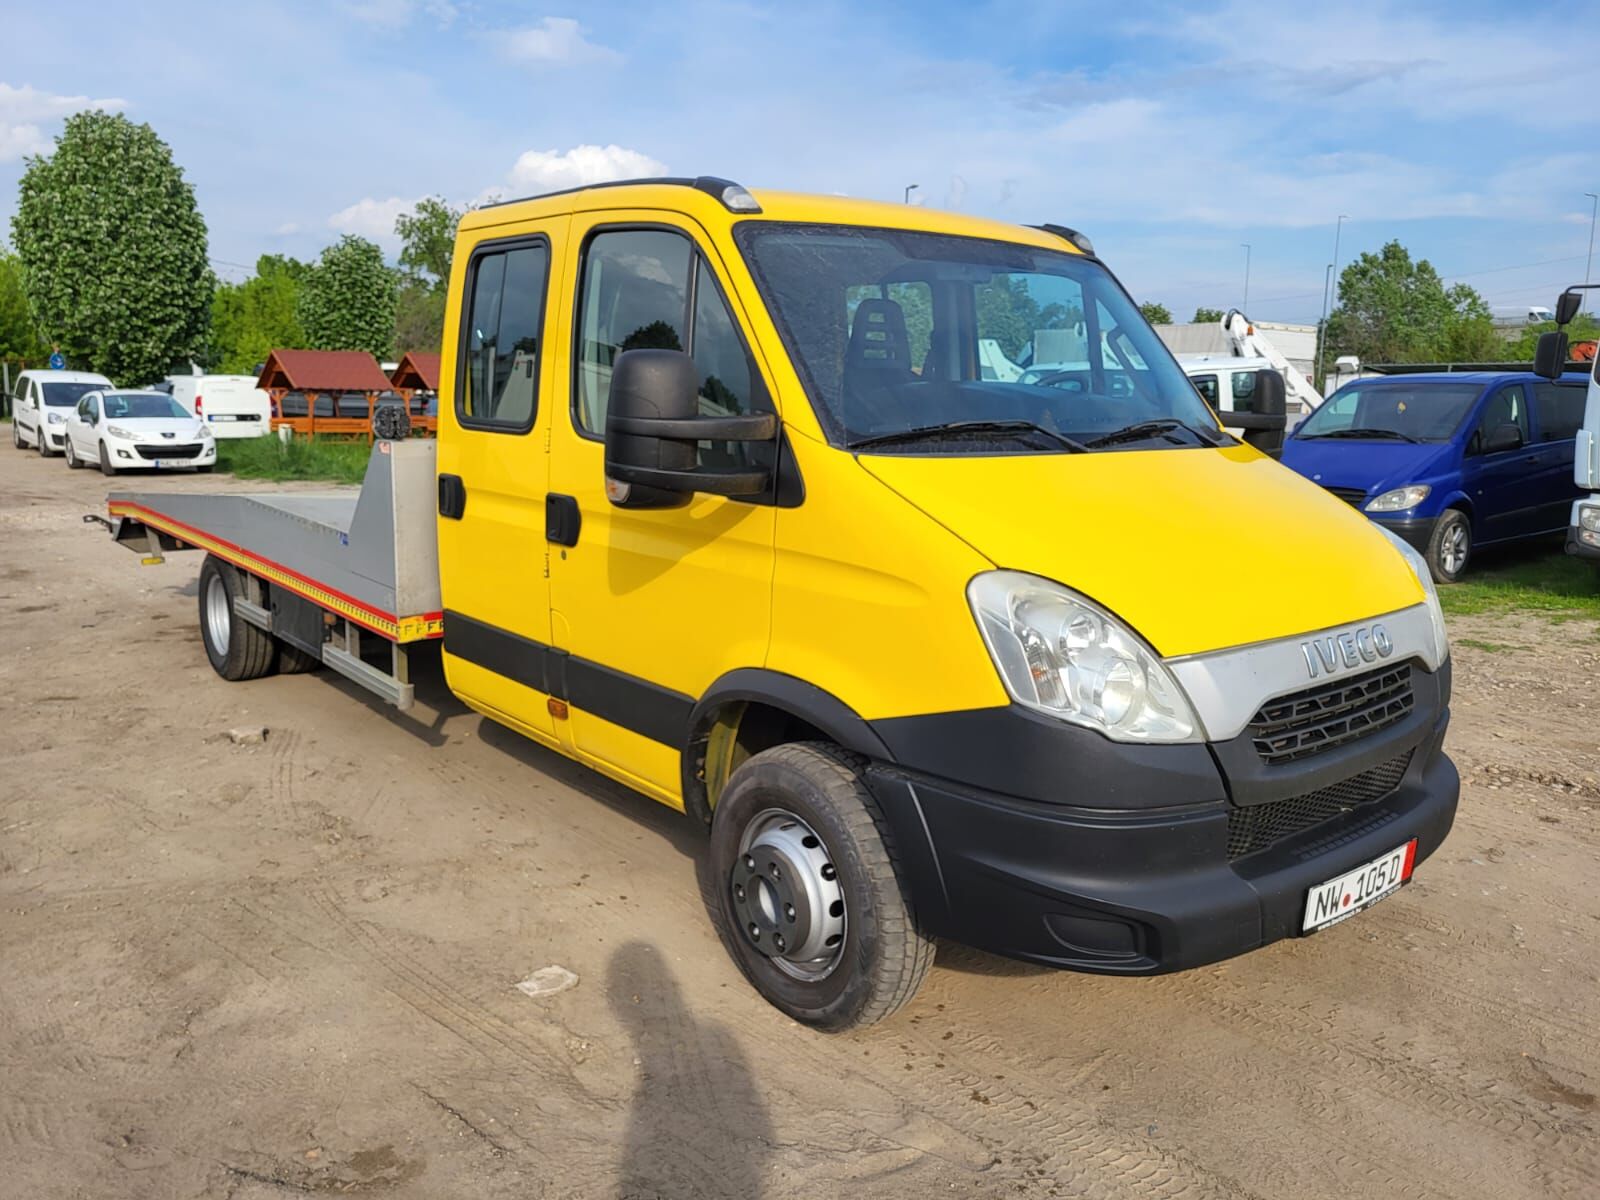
1440, 542, 1600, 620
216, 436, 372, 484
1454, 638, 1525, 654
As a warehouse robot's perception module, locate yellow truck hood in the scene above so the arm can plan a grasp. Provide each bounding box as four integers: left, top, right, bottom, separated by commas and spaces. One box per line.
859, 444, 1426, 658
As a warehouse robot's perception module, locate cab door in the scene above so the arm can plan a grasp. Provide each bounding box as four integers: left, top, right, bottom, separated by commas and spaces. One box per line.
1528, 381, 1587, 531
437, 223, 565, 746
545, 215, 777, 805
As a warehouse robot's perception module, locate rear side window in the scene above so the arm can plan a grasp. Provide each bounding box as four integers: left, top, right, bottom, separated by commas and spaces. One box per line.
1532, 382, 1584, 442
574, 228, 769, 457
458, 239, 550, 432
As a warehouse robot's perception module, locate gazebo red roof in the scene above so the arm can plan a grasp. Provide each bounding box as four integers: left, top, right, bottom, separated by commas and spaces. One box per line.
389, 351, 442, 392
256, 349, 392, 393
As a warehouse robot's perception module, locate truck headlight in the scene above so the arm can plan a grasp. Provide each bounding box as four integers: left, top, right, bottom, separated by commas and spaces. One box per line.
47, 411, 65, 425
1373, 525, 1449, 665
106, 425, 135, 440
968, 571, 1199, 742
1580, 506, 1600, 533
1366, 484, 1430, 513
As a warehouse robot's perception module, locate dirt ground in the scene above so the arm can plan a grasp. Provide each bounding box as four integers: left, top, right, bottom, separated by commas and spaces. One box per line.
2, 442, 1597, 1200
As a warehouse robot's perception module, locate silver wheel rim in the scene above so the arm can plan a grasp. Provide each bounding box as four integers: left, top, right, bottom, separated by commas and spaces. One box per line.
731, 808, 847, 981
205, 575, 231, 655
1441, 523, 1468, 574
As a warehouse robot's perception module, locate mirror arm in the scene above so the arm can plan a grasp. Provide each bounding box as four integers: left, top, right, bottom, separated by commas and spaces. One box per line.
607, 412, 777, 442
607, 462, 769, 497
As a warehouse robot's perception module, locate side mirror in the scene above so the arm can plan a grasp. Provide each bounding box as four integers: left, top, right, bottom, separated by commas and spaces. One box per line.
603, 349, 777, 508
1533, 330, 1569, 380
1484, 422, 1524, 454
1555, 289, 1583, 326
1228, 369, 1288, 457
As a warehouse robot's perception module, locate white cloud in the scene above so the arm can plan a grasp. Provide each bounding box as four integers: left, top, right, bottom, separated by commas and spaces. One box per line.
499, 17, 618, 65
0, 83, 126, 162
506, 144, 667, 194
326, 195, 417, 244
275, 221, 302, 236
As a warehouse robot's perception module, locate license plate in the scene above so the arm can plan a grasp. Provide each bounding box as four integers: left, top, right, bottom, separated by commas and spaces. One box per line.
209, 413, 237, 421
153, 459, 186, 468
1302, 839, 1417, 933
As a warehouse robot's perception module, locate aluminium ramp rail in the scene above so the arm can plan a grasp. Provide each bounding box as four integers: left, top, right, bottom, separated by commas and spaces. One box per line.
101, 440, 442, 707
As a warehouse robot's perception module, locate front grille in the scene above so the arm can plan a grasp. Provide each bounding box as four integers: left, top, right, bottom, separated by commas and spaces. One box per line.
1249, 662, 1414, 765
1227, 752, 1411, 860
134, 443, 203, 460
1324, 486, 1367, 507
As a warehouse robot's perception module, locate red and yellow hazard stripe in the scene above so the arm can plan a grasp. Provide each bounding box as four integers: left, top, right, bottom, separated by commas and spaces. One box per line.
108, 500, 444, 643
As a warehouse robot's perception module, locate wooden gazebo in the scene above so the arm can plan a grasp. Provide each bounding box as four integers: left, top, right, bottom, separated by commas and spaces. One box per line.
388, 351, 442, 435
257, 350, 396, 440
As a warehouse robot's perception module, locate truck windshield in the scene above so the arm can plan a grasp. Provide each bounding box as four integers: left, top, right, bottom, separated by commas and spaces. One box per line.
1295, 382, 1482, 443
735, 222, 1220, 453
42, 381, 103, 407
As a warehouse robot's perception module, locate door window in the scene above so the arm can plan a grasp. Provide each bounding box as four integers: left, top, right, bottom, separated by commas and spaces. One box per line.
574, 228, 768, 455
1190, 374, 1219, 406
458, 240, 549, 431
1230, 370, 1258, 413
1531, 382, 1584, 442
1471, 384, 1530, 453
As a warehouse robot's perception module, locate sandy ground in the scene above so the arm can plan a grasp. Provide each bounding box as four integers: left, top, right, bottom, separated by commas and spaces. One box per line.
2, 440, 1597, 1200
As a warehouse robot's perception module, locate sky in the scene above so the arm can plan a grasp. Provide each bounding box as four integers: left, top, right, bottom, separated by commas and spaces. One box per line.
2, 0, 1598, 326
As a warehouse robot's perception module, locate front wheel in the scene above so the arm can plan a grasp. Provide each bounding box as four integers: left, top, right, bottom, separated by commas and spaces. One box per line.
37, 427, 53, 457
98, 442, 117, 477
198, 556, 276, 681
65, 438, 82, 469
1425, 510, 1471, 583
710, 742, 933, 1031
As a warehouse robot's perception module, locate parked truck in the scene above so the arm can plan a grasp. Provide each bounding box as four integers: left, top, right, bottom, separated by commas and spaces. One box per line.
92, 178, 1458, 1030
1533, 285, 1600, 569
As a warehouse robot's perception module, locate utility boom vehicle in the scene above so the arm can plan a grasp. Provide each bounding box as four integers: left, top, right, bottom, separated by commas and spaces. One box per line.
94, 179, 1458, 1030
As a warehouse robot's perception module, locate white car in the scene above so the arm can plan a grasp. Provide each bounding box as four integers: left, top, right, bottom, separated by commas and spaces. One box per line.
160, 373, 273, 438
62, 389, 216, 475
10, 369, 114, 455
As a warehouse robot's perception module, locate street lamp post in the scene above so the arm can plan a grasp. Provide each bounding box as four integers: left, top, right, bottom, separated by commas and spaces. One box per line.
1585, 192, 1598, 315
904, 184, 919, 205
1316, 214, 1349, 387
1241, 244, 1251, 312
1314, 262, 1333, 391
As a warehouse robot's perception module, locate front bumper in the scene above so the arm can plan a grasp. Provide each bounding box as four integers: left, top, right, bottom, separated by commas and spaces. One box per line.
1566, 529, 1600, 561
1370, 514, 1435, 555
865, 662, 1458, 974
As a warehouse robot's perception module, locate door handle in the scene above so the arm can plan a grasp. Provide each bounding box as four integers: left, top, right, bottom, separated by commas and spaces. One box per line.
546, 493, 581, 547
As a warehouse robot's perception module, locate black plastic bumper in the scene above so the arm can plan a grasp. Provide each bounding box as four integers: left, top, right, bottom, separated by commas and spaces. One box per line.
866, 671, 1458, 974
1372, 515, 1435, 554
1566, 528, 1600, 561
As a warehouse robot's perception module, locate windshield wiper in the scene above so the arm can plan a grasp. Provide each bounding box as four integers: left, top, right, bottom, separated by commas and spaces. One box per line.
1082, 418, 1226, 449
848, 419, 1087, 453
1299, 427, 1419, 443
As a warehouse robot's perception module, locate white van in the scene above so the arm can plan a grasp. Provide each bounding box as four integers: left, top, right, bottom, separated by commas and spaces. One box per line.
10, 369, 114, 455
161, 374, 272, 438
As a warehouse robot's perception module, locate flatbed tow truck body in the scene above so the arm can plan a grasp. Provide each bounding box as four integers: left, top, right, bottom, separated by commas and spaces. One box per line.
99, 441, 442, 708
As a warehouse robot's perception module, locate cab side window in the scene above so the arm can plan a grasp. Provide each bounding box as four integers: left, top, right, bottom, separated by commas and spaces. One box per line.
1230, 370, 1258, 413
575, 228, 769, 446
1471, 385, 1529, 453
1190, 374, 1219, 406
1532, 382, 1583, 442
458, 240, 549, 431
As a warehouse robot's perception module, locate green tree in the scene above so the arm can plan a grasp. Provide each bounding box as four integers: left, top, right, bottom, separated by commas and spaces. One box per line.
394, 197, 462, 289
1138, 301, 1173, 325
1503, 314, 1600, 361
392, 281, 445, 355
297, 235, 397, 358
210, 254, 308, 373
1192, 306, 1224, 324
11, 111, 213, 384
0, 247, 49, 364
1326, 241, 1492, 363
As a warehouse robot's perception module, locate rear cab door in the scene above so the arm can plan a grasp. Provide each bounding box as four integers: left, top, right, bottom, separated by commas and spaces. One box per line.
544, 207, 778, 806
1528, 379, 1587, 531
437, 215, 567, 745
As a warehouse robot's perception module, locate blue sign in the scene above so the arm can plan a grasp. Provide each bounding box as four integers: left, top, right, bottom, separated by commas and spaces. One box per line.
48, 351, 64, 370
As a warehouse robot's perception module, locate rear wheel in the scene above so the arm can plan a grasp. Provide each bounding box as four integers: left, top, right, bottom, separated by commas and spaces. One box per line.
98, 442, 117, 477
65, 437, 82, 469
710, 742, 934, 1031
1425, 510, 1471, 583
198, 556, 276, 681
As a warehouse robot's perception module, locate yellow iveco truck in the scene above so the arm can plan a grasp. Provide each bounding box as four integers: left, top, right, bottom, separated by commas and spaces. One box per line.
100, 178, 1457, 1030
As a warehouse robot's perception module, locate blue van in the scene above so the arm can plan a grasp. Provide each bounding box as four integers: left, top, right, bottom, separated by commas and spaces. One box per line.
1281, 371, 1589, 582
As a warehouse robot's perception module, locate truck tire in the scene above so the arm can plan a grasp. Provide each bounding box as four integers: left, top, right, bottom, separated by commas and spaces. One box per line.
1425, 509, 1471, 583
710, 742, 934, 1031
274, 640, 322, 674
198, 556, 276, 682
